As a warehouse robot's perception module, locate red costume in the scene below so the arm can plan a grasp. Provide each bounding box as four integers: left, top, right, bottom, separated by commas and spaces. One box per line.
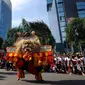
5, 32, 53, 81
5, 46, 53, 81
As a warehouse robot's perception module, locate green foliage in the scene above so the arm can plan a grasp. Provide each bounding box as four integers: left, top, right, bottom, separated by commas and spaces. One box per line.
7, 28, 18, 45
0, 37, 3, 49
2, 40, 10, 51
21, 19, 31, 32
5, 19, 56, 48
29, 21, 56, 47
65, 18, 85, 50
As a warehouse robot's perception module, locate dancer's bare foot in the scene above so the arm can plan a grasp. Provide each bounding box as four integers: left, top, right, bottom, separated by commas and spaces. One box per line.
69, 72, 72, 75
17, 78, 20, 81
82, 73, 85, 76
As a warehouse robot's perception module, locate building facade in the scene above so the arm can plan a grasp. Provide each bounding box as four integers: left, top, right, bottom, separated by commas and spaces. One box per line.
47, 0, 61, 43
0, 0, 12, 39
47, 0, 85, 43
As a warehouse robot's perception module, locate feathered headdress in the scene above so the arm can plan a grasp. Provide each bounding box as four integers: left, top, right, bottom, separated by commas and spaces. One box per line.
14, 39, 41, 53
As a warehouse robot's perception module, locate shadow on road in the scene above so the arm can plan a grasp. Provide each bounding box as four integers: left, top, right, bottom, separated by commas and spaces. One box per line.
0, 72, 17, 75
22, 80, 85, 85
0, 75, 6, 80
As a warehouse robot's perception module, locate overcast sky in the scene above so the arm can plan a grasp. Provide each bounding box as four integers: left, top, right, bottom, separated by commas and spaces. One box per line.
11, 0, 49, 27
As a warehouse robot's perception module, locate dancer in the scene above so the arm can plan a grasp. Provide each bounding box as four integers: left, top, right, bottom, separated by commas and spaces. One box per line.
5, 31, 53, 81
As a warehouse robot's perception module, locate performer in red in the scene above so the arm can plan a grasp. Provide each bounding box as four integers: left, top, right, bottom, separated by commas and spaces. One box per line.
5, 31, 53, 81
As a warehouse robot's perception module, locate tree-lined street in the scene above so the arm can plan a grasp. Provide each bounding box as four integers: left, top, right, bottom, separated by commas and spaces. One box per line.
0, 69, 85, 85
1, 0, 85, 85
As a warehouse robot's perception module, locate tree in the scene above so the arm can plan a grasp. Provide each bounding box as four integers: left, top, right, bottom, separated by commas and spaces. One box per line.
6, 19, 56, 48
7, 28, 18, 46
29, 21, 56, 47
20, 18, 31, 32
0, 37, 3, 49
2, 40, 10, 51
66, 18, 85, 52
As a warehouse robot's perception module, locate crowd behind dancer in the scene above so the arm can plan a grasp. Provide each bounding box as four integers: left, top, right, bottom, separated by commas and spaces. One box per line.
1, 50, 85, 77
1, 31, 85, 78
52, 52, 85, 76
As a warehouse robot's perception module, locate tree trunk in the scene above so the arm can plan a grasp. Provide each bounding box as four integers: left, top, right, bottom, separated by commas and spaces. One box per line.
79, 43, 82, 52
71, 43, 74, 53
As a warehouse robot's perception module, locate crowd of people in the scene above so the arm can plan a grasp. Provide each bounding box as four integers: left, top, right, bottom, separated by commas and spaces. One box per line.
0, 58, 16, 71
51, 52, 85, 76
1, 51, 85, 77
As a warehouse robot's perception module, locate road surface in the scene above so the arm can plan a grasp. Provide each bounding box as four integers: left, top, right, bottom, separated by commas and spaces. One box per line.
0, 69, 85, 85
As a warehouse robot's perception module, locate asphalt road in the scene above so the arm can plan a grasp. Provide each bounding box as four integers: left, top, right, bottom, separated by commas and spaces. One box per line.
0, 69, 85, 85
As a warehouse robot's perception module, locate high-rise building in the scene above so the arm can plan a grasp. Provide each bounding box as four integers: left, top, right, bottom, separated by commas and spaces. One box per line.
47, 0, 85, 43
0, 0, 12, 39
47, 0, 61, 43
